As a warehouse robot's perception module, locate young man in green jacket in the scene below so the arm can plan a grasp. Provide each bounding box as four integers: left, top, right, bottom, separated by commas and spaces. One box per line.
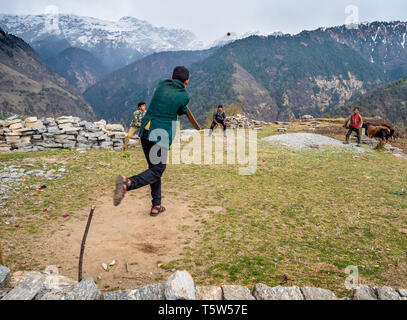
114, 66, 201, 216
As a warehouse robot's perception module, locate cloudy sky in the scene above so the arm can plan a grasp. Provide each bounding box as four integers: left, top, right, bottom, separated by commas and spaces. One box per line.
1, 0, 407, 44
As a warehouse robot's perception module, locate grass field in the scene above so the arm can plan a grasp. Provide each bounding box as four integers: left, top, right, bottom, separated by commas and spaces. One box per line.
1, 122, 407, 297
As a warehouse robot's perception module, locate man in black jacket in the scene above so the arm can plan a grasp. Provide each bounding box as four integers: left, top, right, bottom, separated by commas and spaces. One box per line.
209, 105, 227, 137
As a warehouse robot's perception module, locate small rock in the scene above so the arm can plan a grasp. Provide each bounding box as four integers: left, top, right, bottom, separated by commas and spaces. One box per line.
102, 263, 108, 271
196, 286, 223, 300
103, 283, 166, 301
376, 286, 401, 300
0, 265, 11, 288
0, 288, 11, 299
398, 289, 407, 297
222, 285, 255, 300
64, 278, 100, 300
2, 272, 46, 300
252, 284, 303, 300
133, 283, 166, 300
352, 285, 377, 300
165, 271, 195, 300
103, 290, 135, 300
301, 287, 337, 300
37, 290, 66, 300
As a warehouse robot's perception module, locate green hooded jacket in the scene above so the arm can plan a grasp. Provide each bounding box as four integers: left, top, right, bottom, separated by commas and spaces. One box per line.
139, 79, 190, 149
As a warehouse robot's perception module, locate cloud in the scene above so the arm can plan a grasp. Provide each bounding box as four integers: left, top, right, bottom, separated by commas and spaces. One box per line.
1, 0, 407, 44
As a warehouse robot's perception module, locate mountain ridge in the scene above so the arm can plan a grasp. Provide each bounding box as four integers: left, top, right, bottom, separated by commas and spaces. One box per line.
0, 27, 96, 120
46, 47, 108, 93
84, 28, 390, 125
0, 13, 204, 71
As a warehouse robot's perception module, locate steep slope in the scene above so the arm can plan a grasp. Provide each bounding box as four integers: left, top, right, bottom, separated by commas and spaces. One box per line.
0, 14, 204, 72
0, 28, 95, 120
319, 22, 407, 80
46, 47, 108, 93
334, 78, 407, 125
83, 48, 216, 124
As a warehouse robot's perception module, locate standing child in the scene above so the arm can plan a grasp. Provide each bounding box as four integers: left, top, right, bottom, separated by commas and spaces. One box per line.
123, 102, 146, 151
114, 66, 200, 216
344, 107, 363, 146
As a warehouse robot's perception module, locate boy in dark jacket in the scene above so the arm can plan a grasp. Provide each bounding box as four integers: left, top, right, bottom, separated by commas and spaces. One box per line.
209, 105, 227, 137
114, 66, 200, 216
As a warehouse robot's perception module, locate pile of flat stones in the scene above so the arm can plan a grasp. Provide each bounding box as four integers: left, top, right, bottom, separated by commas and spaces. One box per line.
0, 115, 127, 153
1, 265, 406, 300
226, 114, 272, 129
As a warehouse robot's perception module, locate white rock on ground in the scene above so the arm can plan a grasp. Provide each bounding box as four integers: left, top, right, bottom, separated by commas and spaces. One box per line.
301, 287, 337, 300
195, 286, 223, 300
398, 289, 407, 298
63, 278, 100, 300
2, 272, 45, 300
133, 283, 166, 300
375, 286, 401, 300
352, 285, 378, 300
165, 271, 196, 300
222, 285, 255, 300
103, 290, 135, 300
252, 284, 303, 300
263, 133, 364, 151
0, 265, 11, 288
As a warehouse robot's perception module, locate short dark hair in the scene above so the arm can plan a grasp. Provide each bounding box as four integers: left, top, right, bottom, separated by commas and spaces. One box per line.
354, 107, 359, 111
218, 105, 223, 109
172, 66, 190, 83
138, 102, 146, 108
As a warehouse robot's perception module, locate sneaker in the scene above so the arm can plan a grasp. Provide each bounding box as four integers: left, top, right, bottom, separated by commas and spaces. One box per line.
343, 141, 349, 145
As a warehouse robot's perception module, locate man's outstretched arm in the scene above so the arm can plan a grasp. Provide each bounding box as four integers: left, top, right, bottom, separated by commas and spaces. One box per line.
186, 107, 201, 131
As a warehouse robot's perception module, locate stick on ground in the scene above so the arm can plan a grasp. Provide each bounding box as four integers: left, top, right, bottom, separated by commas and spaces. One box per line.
78, 206, 96, 282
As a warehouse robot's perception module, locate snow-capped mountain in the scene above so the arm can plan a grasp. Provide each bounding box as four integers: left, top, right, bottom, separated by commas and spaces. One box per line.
0, 13, 204, 71
306, 21, 407, 79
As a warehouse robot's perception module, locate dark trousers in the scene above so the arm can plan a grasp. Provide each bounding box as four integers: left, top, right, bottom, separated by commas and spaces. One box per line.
210, 121, 227, 131
346, 126, 361, 144
128, 131, 168, 207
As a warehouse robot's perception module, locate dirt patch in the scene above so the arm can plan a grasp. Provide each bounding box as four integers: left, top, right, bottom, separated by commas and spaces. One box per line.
314, 125, 347, 137
30, 190, 204, 291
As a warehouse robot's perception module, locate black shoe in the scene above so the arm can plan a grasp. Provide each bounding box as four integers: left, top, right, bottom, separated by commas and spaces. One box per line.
114, 176, 128, 207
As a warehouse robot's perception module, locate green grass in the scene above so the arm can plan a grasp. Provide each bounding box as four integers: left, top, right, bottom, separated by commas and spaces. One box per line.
1, 125, 407, 297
